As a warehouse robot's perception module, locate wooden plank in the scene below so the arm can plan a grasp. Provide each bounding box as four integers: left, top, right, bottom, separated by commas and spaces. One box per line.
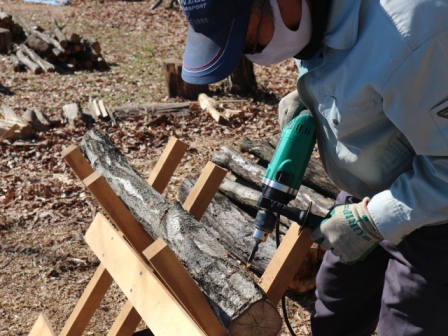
83, 171, 154, 255
85, 213, 206, 336
258, 224, 314, 305
97, 99, 109, 118
107, 301, 141, 336
62, 144, 95, 181
182, 161, 227, 220
28, 313, 56, 336
146, 137, 188, 194
59, 264, 113, 336
143, 238, 226, 336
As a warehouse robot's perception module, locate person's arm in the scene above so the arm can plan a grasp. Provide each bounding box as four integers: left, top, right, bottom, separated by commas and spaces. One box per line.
369, 31, 448, 244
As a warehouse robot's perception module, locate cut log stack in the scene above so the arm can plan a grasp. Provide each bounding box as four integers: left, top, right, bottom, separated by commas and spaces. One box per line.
0, 12, 108, 73
0, 10, 24, 45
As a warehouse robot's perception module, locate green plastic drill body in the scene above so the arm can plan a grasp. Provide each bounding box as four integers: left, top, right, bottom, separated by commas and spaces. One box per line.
248, 113, 317, 265
262, 113, 317, 204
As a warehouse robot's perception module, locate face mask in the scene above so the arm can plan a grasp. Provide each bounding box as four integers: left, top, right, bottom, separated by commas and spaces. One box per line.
245, 0, 312, 65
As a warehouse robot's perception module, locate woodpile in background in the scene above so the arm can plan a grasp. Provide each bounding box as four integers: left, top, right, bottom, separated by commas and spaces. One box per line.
0, 10, 108, 73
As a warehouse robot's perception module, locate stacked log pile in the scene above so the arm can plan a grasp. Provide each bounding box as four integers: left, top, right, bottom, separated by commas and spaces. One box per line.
0, 11, 108, 73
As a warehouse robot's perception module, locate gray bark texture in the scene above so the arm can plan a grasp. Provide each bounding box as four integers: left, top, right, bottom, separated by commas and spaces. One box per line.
79, 130, 282, 335
238, 137, 340, 199
178, 172, 334, 293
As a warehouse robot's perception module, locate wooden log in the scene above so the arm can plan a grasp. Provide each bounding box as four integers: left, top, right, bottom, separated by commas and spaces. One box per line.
61, 103, 81, 127
112, 102, 191, 119
163, 58, 208, 100
239, 137, 340, 199
226, 55, 257, 95
212, 146, 265, 189
69, 32, 81, 44
11, 22, 23, 38
213, 144, 339, 199
16, 49, 41, 74
89, 37, 101, 54
30, 28, 65, 52
13, 16, 31, 36
95, 56, 108, 69
22, 108, 52, 132
0, 12, 12, 28
19, 44, 55, 73
198, 93, 227, 123
9, 53, 21, 72
25, 33, 52, 57
178, 176, 329, 294
0, 27, 11, 53
79, 130, 282, 335
51, 17, 68, 49
218, 176, 333, 219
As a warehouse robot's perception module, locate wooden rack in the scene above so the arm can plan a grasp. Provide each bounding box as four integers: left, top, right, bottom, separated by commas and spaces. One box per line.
28, 136, 314, 336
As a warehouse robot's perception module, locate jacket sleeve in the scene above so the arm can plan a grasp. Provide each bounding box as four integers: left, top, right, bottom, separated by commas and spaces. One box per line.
368, 31, 448, 244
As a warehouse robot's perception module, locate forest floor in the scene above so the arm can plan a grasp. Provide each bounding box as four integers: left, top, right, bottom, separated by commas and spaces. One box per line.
0, 0, 316, 334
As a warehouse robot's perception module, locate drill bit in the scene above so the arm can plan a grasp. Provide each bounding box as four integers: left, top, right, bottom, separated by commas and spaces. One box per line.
246, 240, 260, 268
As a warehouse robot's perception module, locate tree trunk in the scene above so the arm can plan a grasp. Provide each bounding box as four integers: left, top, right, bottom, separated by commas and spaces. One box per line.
163, 58, 209, 100
79, 130, 282, 335
25, 33, 52, 57
227, 56, 257, 94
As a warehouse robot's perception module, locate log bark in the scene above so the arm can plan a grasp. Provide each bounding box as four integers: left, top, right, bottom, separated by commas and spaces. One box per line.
112, 102, 192, 119
0, 27, 11, 53
10, 53, 22, 72
79, 130, 282, 335
25, 33, 52, 57
15, 49, 41, 74
179, 176, 330, 293
237, 138, 340, 199
51, 17, 68, 49
212, 146, 265, 189
22, 108, 51, 132
19, 44, 55, 73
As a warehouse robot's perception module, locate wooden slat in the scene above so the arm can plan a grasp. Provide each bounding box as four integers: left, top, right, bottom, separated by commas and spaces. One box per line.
143, 238, 226, 336
146, 137, 188, 194
258, 224, 314, 305
85, 213, 206, 336
28, 313, 56, 336
59, 264, 113, 336
83, 171, 154, 255
107, 301, 141, 336
182, 161, 227, 220
61, 144, 95, 180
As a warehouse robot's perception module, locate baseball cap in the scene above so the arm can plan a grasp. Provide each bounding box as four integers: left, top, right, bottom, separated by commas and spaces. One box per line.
180, 0, 254, 85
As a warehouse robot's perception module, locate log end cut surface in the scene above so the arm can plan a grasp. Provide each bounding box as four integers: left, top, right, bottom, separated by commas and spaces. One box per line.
229, 300, 282, 336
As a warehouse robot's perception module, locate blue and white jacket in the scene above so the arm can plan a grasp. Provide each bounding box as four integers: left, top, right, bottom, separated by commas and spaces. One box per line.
297, 0, 448, 243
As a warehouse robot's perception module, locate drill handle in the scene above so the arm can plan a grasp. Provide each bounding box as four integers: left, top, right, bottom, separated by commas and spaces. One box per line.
257, 196, 324, 230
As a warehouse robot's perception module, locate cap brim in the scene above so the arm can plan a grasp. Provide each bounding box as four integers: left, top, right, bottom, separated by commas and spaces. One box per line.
182, 7, 251, 85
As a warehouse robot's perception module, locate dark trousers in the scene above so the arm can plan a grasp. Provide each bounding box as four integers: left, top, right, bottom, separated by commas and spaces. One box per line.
311, 192, 448, 336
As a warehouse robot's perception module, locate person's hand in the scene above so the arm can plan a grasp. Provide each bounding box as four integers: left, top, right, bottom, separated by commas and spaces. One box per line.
278, 90, 303, 129
310, 198, 384, 263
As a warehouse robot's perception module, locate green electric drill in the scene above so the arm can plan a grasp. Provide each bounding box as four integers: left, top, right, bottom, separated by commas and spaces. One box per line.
247, 112, 325, 266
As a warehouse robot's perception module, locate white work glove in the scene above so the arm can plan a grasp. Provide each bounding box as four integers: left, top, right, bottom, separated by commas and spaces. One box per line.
278, 90, 304, 129
310, 198, 384, 264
